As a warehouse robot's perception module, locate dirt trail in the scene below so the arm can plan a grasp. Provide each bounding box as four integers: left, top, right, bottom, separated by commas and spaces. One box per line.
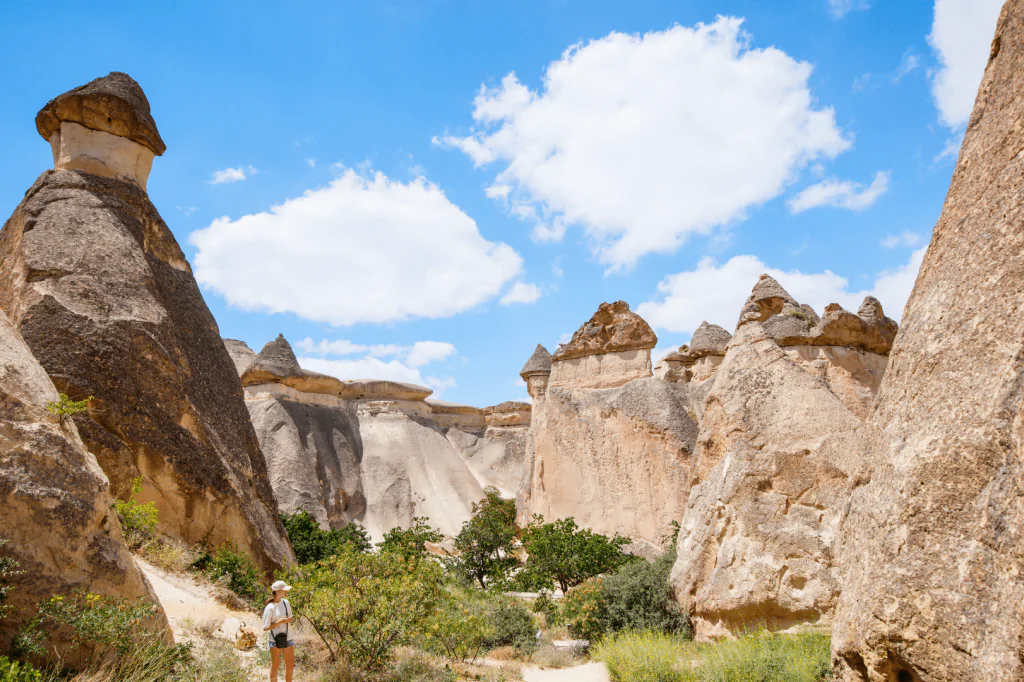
522, 662, 610, 681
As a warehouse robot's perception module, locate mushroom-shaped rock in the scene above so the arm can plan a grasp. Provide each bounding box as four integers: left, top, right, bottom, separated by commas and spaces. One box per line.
737, 274, 798, 328
553, 301, 657, 361
241, 335, 347, 396
519, 344, 553, 380
764, 298, 898, 355
687, 322, 732, 358
340, 379, 433, 402
36, 72, 166, 154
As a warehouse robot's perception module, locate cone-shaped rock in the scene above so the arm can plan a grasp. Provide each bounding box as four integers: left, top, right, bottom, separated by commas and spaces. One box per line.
831, 4, 1024, 679
0, 74, 292, 575
519, 344, 553, 379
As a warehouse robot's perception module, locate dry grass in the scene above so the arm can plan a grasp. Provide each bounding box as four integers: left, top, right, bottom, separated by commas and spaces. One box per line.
529, 645, 576, 670
138, 536, 202, 574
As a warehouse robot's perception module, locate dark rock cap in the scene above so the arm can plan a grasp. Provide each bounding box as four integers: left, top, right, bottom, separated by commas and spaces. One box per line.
554, 301, 657, 361
36, 72, 166, 155
737, 274, 798, 327
519, 344, 553, 380
247, 334, 302, 378
483, 401, 532, 414
688, 322, 732, 358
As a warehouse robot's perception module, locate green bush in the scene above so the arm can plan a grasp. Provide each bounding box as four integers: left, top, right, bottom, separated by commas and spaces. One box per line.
113, 477, 159, 548
44, 393, 92, 428
0, 539, 22, 626
426, 591, 496, 663
285, 547, 445, 673
204, 542, 263, 607
37, 590, 164, 665
531, 592, 563, 627
594, 630, 833, 682
0, 656, 41, 682
487, 601, 537, 654
562, 578, 607, 641
447, 487, 520, 589
517, 517, 632, 594
379, 517, 443, 559
281, 510, 371, 564
601, 549, 690, 638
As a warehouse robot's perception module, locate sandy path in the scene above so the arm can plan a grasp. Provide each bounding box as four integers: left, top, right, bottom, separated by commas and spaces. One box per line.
522, 662, 610, 682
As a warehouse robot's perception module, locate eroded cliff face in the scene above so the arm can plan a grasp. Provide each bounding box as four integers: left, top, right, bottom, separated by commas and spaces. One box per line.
670, 278, 897, 641
0, 73, 292, 576
232, 336, 530, 541
831, 4, 1024, 679
519, 302, 697, 552
0, 311, 169, 659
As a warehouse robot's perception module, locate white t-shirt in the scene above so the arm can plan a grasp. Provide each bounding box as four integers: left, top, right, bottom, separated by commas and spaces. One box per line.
262, 599, 292, 639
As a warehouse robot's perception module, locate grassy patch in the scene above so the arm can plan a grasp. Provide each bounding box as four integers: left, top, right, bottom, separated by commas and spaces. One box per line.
594, 630, 832, 682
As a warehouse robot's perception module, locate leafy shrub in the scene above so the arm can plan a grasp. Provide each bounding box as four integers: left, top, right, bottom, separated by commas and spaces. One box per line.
0, 656, 41, 682
0, 539, 22, 626
487, 602, 537, 654
37, 591, 164, 665
285, 548, 445, 673
427, 595, 495, 663
531, 592, 562, 628
379, 517, 443, 559
447, 488, 520, 589
517, 517, 632, 594
601, 550, 690, 638
593, 630, 686, 682
44, 393, 92, 427
113, 477, 159, 549
203, 542, 263, 607
562, 578, 607, 641
281, 510, 371, 564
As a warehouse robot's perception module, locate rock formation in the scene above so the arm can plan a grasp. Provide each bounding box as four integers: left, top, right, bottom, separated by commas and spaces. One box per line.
831, 4, 1024, 679
670, 277, 897, 640
234, 336, 529, 540
0, 311, 169, 658
519, 302, 697, 552
0, 73, 292, 575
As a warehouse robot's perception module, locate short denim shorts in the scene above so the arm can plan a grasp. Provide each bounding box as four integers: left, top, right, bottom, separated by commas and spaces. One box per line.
269, 638, 294, 649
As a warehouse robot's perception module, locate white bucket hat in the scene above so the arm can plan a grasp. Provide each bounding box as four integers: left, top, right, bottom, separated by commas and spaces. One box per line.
270, 580, 292, 592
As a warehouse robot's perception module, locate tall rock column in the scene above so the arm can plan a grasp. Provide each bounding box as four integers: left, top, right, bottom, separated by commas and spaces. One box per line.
0, 73, 292, 574
831, 4, 1024, 679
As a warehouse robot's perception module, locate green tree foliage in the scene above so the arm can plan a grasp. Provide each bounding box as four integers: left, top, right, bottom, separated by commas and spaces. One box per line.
113, 477, 159, 549
0, 656, 41, 682
425, 590, 496, 663
378, 517, 443, 559
562, 578, 608, 642
44, 393, 92, 428
447, 487, 520, 589
203, 542, 263, 607
0, 539, 22, 626
285, 548, 446, 673
281, 510, 371, 564
487, 602, 537, 654
517, 516, 632, 594
38, 591, 164, 664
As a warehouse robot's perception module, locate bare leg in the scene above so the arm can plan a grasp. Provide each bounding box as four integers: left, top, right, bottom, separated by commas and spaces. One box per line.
270, 645, 280, 682
283, 645, 295, 682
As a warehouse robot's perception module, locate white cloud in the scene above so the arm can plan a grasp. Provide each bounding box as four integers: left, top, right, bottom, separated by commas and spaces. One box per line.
851, 73, 872, 92
929, 0, 1004, 128
438, 18, 850, 270
637, 248, 926, 334
827, 0, 869, 19
881, 231, 925, 249
934, 134, 964, 162
209, 167, 250, 184
190, 169, 523, 325
297, 355, 457, 398
787, 171, 889, 213
892, 48, 921, 83
295, 337, 456, 368
306, 158, 316, 168
406, 341, 457, 367
500, 281, 542, 306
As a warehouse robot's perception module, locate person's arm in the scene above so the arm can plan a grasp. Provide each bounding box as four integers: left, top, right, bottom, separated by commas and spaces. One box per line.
262, 604, 280, 632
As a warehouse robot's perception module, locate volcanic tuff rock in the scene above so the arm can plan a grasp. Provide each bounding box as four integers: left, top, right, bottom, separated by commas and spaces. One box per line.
670, 275, 897, 640
831, 4, 1024, 679
550, 302, 657, 390
520, 344, 552, 399
0, 74, 292, 575
657, 322, 732, 385
0, 312, 169, 658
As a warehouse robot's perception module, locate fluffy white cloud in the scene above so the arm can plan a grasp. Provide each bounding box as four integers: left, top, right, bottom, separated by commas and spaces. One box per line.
787, 171, 889, 213
637, 248, 926, 334
439, 18, 850, 270
881, 231, 925, 249
190, 169, 523, 325
297, 355, 456, 398
210, 165, 257, 184
295, 337, 456, 368
929, 0, 1004, 128
500, 282, 542, 306
406, 341, 457, 367
827, 0, 869, 19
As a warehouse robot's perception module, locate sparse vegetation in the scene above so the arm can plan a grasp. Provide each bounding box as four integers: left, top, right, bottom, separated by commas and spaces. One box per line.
198, 541, 264, 608
112, 478, 158, 549
44, 394, 92, 428
0, 539, 22, 626
378, 517, 444, 559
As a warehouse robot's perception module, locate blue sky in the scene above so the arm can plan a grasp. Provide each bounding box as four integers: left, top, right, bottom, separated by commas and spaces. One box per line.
0, 0, 1004, 407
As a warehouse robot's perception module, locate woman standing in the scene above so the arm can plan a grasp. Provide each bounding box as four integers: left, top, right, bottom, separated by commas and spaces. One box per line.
263, 579, 295, 682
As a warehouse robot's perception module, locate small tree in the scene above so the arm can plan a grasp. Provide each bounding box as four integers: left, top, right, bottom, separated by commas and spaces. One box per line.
44, 393, 92, 427
113, 477, 158, 549
0, 538, 22, 626
281, 510, 371, 564
447, 487, 520, 589
285, 548, 445, 672
518, 516, 632, 594
378, 517, 442, 559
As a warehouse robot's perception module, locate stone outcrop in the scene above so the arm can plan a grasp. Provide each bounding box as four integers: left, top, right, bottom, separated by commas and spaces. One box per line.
520, 303, 696, 551
520, 344, 552, 399
0, 311, 169, 658
235, 336, 508, 540
656, 322, 731, 384
831, 4, 1024, 679
670, 277, 898, 640
0, 73, 292, 575
224, 338, 256, 376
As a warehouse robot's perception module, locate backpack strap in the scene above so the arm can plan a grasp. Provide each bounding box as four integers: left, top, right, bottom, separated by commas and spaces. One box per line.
284, 599, 290, 639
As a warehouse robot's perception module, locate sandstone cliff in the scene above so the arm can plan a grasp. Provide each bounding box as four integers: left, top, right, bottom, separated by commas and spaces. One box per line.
233, 336, 529, 541
519, 302, 696, 553
0, 311, 169, 658
831, 4, 1024, 679
670, 277, 897, 640
0, 73, 292, 575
